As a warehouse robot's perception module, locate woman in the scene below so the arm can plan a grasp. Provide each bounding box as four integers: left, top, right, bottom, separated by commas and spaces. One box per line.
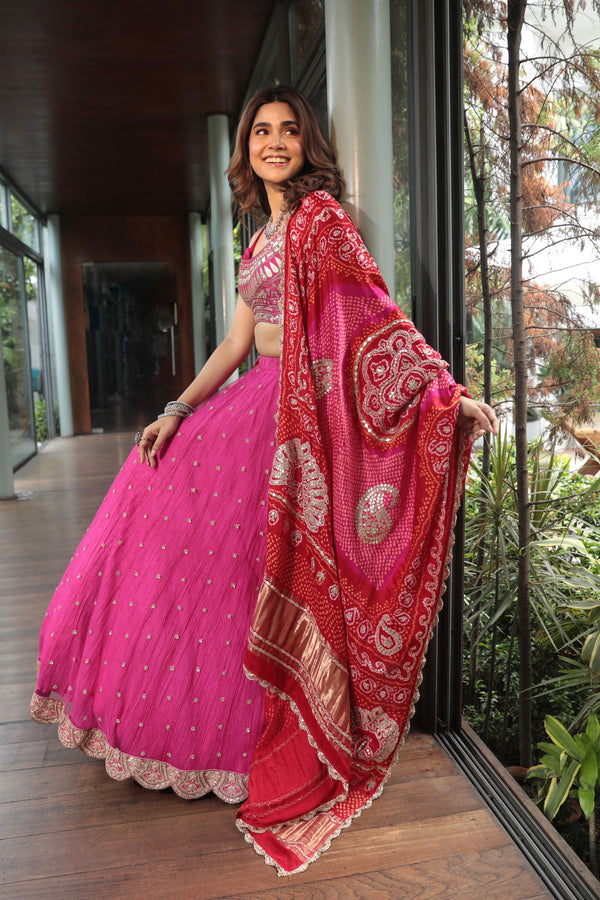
31, 85, 497, 873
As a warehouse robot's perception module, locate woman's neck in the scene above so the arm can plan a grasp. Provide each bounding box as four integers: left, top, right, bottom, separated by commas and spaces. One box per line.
265, 185, 285, 222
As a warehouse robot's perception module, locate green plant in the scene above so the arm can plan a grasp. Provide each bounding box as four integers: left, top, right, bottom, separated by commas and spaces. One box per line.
527, 714, 600, 877
543, 595, 600, 731
34, 396, 48, 442
464, 434, 600, 760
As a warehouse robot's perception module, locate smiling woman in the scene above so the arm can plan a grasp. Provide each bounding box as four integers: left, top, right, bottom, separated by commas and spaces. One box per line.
227, 84, 343, 222
246, 103, 306, 263
29, 83, 496, 878
248, 103, 305, 193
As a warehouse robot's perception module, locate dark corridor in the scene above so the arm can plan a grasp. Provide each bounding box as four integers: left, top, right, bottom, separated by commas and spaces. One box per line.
83, 262, 182, 433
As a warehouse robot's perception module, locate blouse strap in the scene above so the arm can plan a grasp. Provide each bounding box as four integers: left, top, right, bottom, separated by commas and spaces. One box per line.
248, 226, 266, 258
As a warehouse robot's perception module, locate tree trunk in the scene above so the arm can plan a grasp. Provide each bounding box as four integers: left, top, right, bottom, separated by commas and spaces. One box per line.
507, 0, 532, 768
464, 117, 493, 702
590, 806, 598, 879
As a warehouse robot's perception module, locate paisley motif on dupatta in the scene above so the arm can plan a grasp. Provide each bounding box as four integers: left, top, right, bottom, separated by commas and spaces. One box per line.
237, 191, 471, 875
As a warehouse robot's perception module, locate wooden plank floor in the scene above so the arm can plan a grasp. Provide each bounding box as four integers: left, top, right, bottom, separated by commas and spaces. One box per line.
0, 435, 552, 900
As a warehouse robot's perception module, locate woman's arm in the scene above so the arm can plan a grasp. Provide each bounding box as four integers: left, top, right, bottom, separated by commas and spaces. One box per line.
139, 297, 256, 467
176, 298, 256, 407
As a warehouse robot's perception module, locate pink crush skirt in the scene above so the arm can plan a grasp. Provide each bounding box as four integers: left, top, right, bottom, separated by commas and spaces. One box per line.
30, 356, 280, 802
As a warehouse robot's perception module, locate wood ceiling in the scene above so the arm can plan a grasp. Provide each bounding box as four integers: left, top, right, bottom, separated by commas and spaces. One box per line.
0, 0, 275, 217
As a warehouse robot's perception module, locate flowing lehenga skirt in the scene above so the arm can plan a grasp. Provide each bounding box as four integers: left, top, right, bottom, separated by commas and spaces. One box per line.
30, 356, 280, 803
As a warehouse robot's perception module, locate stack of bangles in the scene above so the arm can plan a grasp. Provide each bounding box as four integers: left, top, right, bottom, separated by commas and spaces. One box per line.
134, 400, 194, 446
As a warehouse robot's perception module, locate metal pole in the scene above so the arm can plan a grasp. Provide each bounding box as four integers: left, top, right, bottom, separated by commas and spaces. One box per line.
189, 211, 207, 373
207, 115, 236, 348
324, 0, 396, 297
43, 216, 74, 436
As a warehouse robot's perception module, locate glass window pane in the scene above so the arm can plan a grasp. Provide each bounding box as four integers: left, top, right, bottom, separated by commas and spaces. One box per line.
296, 0, 325, 74
0, 245, 36, 466
390, 0, 411, 314
10, 194, 39, 251
23, 257, 51, 441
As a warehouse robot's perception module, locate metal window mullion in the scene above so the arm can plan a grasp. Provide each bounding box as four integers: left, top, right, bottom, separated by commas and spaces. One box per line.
17, 255, 37, 446
295, 28, 326, 99
287, 0, 298, 80
0, 225, 43, 263
407, 0, 441, 730
34, 218, 42, 255
406, 0, 466, 732
438, 729, 598, 900
1, 183, 10, 231
36, 260, 56, 440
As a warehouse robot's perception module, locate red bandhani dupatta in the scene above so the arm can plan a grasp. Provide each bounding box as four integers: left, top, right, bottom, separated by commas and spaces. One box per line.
237, 191, 471, 874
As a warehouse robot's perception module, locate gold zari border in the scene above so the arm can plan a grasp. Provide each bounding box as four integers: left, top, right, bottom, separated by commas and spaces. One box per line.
29, 693, 249, 803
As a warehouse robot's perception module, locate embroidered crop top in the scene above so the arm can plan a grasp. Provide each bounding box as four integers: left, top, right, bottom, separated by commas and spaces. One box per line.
237, 222, 286, 325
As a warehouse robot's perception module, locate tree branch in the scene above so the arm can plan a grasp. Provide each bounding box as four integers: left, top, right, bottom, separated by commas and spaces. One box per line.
522, 156, 600, 178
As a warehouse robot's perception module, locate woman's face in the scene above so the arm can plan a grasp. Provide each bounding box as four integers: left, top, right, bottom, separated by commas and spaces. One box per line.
248, 101, 305, 191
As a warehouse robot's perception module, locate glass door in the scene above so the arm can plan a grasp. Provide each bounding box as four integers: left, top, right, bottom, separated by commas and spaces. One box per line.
0, 244, 36, 467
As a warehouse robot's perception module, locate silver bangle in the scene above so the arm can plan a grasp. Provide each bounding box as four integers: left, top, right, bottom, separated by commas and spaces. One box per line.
158, 400, 194, 419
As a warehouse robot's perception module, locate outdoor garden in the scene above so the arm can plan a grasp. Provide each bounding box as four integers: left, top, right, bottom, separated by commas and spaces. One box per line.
463, 0, 600, 874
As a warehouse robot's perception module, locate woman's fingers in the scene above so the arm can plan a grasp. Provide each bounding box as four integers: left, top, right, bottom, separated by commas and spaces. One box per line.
472, 401, 498, 435
478, 401, 499, 435
138, 432, 157, 466
149, 431, 164, 468
457, 398, 499, 440
136, 421, 160, 466
137, 415, 182, 468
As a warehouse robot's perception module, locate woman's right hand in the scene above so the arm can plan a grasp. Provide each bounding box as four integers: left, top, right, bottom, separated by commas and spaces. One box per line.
137, 415, 181, 468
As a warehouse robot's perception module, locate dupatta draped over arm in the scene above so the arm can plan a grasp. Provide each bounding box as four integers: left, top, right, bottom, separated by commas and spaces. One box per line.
237, 191, 471, 874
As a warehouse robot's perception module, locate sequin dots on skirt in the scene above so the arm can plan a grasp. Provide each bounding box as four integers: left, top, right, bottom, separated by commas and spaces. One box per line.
31, 356, 281, 801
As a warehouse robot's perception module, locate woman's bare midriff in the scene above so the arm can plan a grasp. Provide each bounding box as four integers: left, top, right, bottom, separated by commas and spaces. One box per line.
254, 322, 281, 358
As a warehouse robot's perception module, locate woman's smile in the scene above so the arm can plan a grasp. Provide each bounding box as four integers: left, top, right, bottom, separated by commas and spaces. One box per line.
249, 101, 305, 188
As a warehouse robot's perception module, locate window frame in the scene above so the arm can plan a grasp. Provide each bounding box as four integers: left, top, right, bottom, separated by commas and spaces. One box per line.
0, 173, 55, 455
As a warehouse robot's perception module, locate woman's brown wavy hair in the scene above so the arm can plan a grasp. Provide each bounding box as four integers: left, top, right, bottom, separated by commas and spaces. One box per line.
227, 85, 343, 219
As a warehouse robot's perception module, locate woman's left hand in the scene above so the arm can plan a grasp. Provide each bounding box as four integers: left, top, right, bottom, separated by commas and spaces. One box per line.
137, 415, 181, 468
457, 396, 499, 441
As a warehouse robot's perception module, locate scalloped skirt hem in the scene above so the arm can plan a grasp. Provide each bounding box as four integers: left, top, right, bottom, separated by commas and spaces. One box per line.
30, 693, 250, 803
